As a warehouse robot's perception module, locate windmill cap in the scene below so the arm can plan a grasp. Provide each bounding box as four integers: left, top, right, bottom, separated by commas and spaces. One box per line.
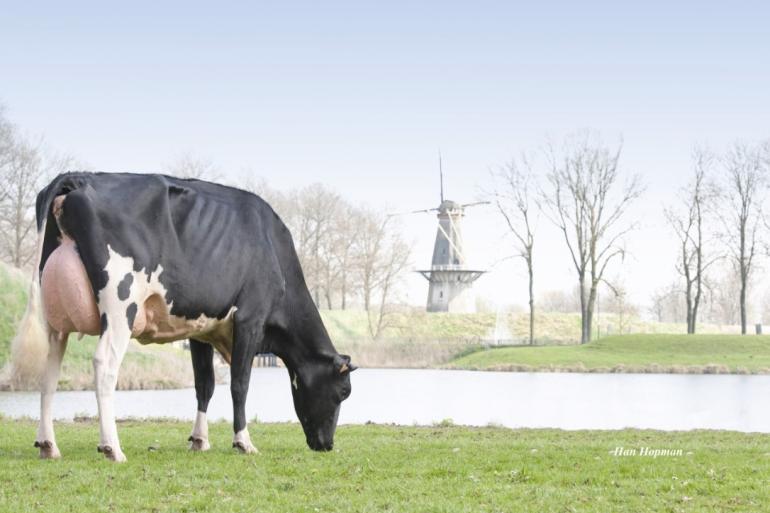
438, 200, 463, 211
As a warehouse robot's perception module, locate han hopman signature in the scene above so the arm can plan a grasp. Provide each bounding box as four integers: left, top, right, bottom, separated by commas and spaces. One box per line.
612, 447, 685, 458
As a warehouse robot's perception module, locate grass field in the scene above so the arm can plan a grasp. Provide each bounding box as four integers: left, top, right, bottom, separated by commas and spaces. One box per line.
1, 419, 768, 512
450, 334, 770, 374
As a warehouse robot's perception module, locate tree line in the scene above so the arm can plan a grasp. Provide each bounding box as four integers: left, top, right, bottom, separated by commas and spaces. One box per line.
5, 102, 769, 343
0, 109, 411, 339
490, 132, 770, 343
242, 179, 411, 338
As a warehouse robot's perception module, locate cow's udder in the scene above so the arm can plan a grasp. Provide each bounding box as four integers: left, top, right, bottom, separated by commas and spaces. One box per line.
41, 237, 101, 335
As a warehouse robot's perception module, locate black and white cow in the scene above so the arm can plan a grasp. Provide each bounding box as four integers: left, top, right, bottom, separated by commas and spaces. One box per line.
13, 172, 355, 462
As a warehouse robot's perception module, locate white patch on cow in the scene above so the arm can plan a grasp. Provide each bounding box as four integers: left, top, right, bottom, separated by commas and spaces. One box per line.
35, 331, 67, 459
189, 411, 210, 451
93, 246, 137, 462
90, 244, 239, 462
292, 372, 298, 390
233, 428, 258, 454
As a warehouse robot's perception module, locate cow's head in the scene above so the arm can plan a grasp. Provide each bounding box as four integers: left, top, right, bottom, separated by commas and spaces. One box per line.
288, 353, 355, 451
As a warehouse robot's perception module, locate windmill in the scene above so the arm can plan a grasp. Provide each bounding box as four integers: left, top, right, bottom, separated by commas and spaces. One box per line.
414, 155, 487, 313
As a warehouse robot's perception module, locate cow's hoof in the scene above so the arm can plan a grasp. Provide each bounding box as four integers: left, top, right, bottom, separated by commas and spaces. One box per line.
232, 429, 257, 454
232, 441, 258, 454
34, 440, 61, 460
97, 445, 127, 463
188, 436, 210, 452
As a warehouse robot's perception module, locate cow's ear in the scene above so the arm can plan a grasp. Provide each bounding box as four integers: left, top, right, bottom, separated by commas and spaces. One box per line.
334, 354, 357, 374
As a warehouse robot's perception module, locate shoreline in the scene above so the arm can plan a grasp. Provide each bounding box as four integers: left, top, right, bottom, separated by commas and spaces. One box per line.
5, 361, 770, 393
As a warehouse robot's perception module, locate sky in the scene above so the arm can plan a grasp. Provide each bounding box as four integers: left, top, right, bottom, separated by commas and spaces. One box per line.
1, 1, 769, 315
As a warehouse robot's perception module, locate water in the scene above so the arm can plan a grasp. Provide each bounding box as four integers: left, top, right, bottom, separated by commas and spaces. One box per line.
2, 368, 770, 432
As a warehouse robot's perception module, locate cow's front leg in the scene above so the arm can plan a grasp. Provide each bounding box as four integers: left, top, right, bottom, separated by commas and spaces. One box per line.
36, 331, 68, 459
189, 339, 215, 451
230, 321, 260, 454
93, 314, 131, 462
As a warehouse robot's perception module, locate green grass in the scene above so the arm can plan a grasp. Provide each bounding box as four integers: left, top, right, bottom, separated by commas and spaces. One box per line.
450, 334, 770, 374
0, 263, 28, 365
1, 420, 768, 512
321, 310, 716, 346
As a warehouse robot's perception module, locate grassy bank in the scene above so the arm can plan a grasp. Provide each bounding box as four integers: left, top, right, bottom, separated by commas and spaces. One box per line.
449, 334, 770, 374
1, 419, 768, 512
321, 309, 736, 346
321, 310, 743, 368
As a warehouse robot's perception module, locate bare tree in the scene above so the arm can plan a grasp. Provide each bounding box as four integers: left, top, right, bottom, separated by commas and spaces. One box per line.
240, 176, 412, 318
541, 133, 643, 343
354, 211, 411, 338
538, 288, 581, 314
330, 205, 361, 310
649, 283, 684, 323
701, 268, 743, 326
356, 212, 388, 313
239, 175, 299, 229
489, 157, 537, 344
164, 152, 220, 180
600, 279, 638, 334
366, 235, 410, 339
717, 141, 768, 334
0, 107, 15, 173
0, 115, 72, 268
294, 184, 341, 307
664, 147, 718, 333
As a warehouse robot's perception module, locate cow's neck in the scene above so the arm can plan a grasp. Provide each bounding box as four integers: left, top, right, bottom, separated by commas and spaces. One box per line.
273, 292, 337, 371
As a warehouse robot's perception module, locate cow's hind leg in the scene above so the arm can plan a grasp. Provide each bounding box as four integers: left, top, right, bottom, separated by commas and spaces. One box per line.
35, 331, 68, 459
93, 314, 131, 462
230, 319, 261, 454
189, 339, 215, 451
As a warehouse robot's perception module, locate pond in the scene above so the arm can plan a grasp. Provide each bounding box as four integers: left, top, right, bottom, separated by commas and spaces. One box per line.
2, 368, 769, 432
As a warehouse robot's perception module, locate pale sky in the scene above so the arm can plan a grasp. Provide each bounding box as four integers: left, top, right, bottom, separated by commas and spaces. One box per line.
1, 1, 769, 314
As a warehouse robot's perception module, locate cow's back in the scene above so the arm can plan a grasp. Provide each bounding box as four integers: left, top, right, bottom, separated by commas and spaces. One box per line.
40, 172, 285, 326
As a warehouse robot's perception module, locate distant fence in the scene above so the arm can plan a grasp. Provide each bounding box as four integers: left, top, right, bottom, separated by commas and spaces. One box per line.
183, 341, 280, 368
255, 353, 279, 367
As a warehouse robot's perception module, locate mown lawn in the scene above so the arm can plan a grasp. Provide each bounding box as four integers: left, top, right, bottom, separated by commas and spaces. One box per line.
1, 420, 768, 512
450, 334, 770, 374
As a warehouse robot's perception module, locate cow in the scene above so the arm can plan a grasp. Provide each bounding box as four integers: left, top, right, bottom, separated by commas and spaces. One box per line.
11, 172, 355, 462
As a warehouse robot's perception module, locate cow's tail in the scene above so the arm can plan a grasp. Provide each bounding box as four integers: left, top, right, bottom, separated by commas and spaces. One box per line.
9, 218, 51, 389
9, 172, 91, 388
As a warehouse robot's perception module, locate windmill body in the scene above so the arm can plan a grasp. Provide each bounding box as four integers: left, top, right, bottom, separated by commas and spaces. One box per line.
417, 200, 485, 313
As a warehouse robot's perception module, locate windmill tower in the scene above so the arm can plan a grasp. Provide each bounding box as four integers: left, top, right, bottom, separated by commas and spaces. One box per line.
415, 157, 486, 313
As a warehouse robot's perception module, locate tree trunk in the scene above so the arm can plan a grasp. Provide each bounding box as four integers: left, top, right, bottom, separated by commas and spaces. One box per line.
690, 292, 700, 335
579, 274, 589, 344
740, 276, 747, 335
685, 271, 693, 334
585, 282, 597, 343
739, 218, 747, 335
363, 282, 371, 312
527, 258, 534, 345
